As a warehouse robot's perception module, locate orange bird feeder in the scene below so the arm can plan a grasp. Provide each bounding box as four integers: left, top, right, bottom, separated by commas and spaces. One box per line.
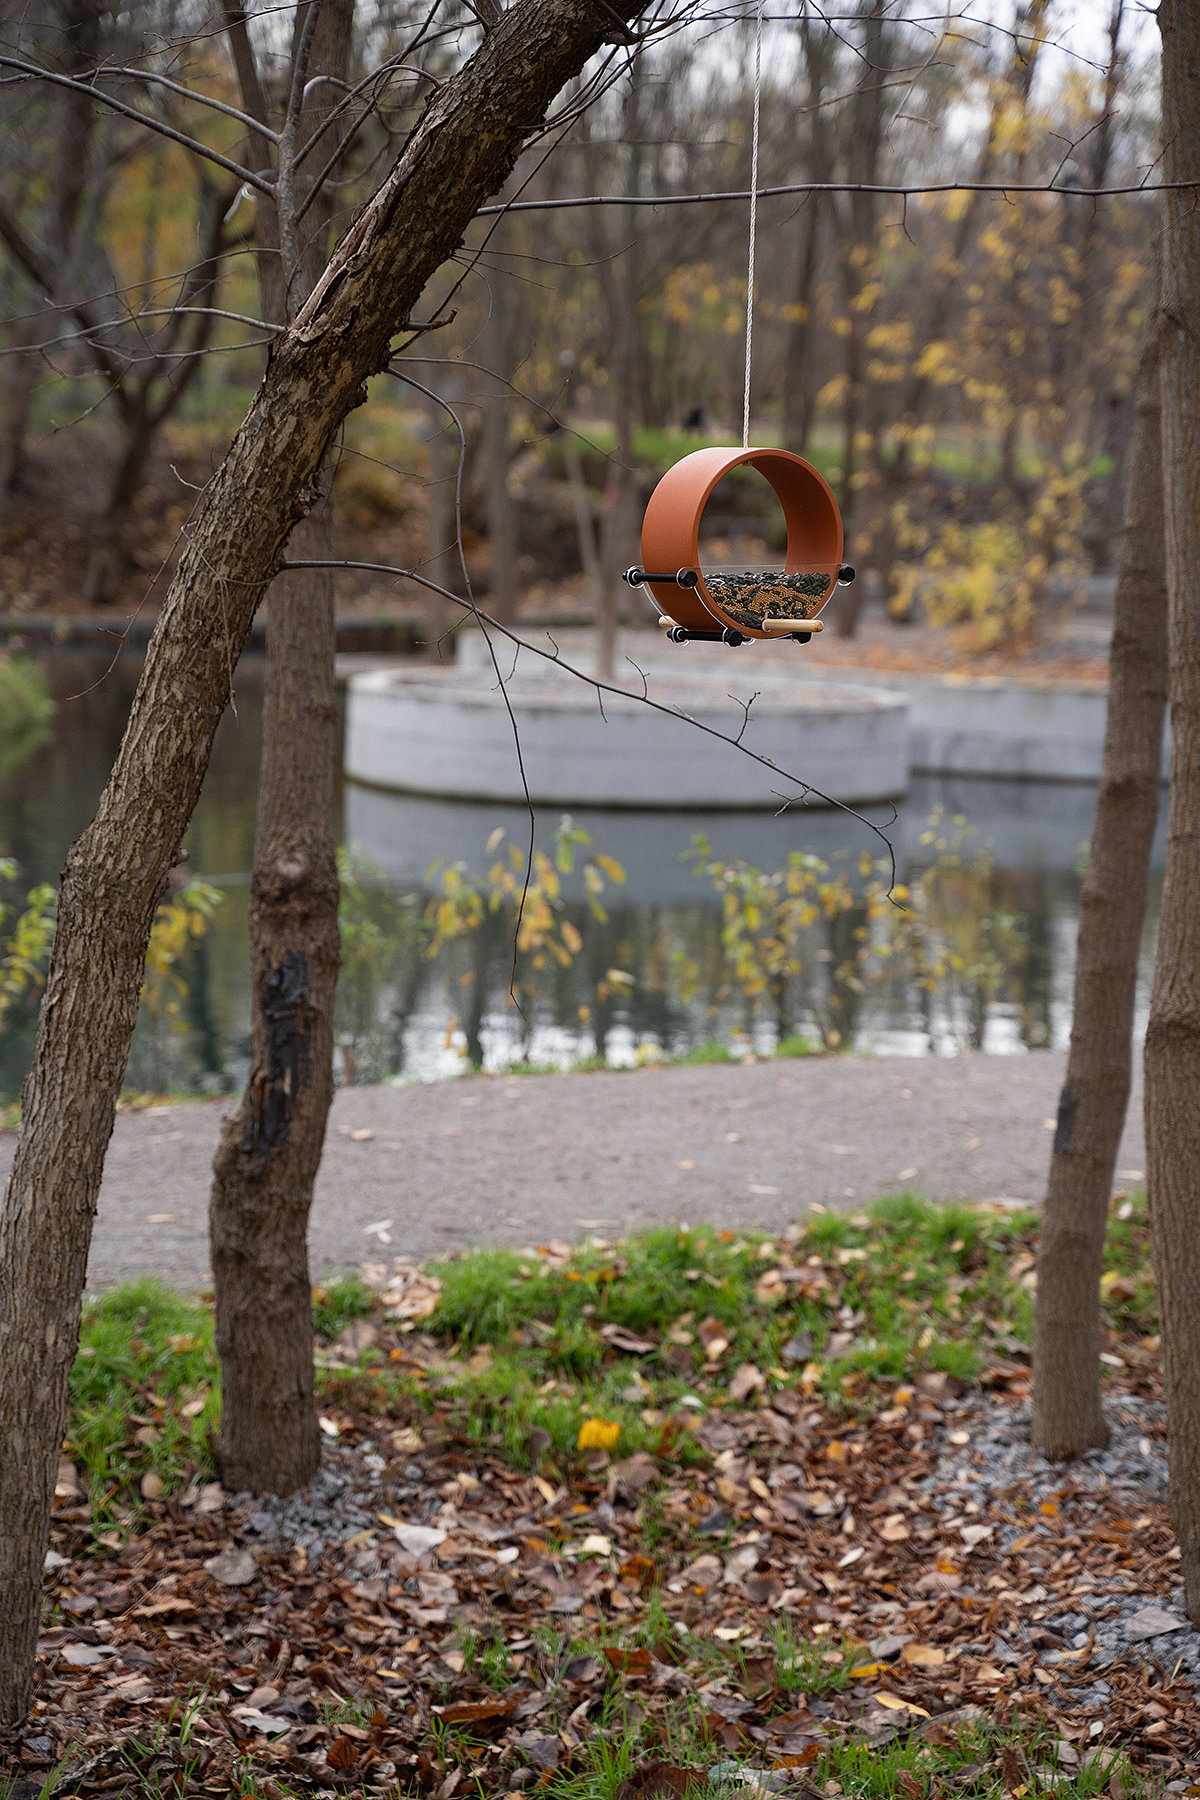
624, 446, 854, 646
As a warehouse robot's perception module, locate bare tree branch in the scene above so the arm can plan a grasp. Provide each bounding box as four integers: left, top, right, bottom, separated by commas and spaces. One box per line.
280, 555, 901, 887
61, 63, 281, 143
0, 56, 274, 194
476, 175, 1177, 214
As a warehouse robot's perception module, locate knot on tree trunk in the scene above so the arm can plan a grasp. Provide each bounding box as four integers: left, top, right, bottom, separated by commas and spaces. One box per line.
274, 851, 310, 890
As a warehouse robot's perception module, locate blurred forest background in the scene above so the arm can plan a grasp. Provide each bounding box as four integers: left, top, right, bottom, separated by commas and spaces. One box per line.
0, 0, 1159, 650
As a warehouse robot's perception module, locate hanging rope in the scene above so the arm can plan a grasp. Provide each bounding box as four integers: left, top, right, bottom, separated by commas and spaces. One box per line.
741, 0, 764, 451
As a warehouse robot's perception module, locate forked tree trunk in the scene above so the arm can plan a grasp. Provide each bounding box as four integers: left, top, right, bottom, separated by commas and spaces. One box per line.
1031, 309, 1166, 1459
206, 0, 350, 1501
1144, 0, 1200, 1625
0, 0, 652, 1722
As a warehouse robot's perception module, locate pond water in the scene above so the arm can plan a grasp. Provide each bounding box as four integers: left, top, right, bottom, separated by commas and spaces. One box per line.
0, 645, 1164, 1102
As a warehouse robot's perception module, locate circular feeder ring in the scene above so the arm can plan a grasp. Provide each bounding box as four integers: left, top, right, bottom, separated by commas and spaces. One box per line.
638, 446, 844, 639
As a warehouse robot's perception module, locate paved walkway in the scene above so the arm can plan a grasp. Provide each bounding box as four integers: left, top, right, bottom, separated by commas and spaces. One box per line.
0, 1052, 1146, 1293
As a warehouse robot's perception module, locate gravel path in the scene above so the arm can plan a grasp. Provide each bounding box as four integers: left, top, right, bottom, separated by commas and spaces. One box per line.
0, 1050, 1145, 1293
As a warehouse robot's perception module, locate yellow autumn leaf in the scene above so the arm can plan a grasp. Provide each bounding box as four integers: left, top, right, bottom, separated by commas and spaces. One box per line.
901, 1643, 945, 1668
577, 1418, 621, 1452
873, 1694, 930, 1716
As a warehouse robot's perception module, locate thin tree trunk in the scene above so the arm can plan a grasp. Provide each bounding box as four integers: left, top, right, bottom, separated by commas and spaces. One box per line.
207, 0, 350, 1497
564, 427, 603, 598
209, 513, 338, 1493
833, 0, 887, 639
423, 381, 460, 659
1031, 309, 1166, 1459
83, 181, 230, 607
82, 402, 157, 606
0, 334, 42, 511
597, 64, 643, 683
781, 196, 822, 457
1144, 0, 1200, 1626
0, 0, 102, 529
781, 9, 831, 456
0, 0, 653, 1721
482, 273, 520, 628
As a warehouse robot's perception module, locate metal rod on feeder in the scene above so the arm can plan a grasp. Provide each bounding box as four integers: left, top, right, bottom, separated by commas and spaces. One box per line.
623, 567, 699, 588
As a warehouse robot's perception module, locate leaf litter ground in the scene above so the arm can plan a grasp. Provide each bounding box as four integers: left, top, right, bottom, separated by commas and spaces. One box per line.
3, 1194, 1197, 1800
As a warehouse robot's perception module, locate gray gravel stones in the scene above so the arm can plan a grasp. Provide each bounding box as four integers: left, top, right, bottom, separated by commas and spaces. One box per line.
225, 1443, 420, 1564
930, 1393, 1200, 1691
932, 1393, 1167, 1508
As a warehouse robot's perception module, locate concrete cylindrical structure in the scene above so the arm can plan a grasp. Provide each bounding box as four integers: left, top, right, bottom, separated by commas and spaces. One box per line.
344, 662, 909, 809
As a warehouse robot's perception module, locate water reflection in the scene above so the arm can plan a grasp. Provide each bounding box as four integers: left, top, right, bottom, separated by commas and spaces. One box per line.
0, 646, 1165, 1101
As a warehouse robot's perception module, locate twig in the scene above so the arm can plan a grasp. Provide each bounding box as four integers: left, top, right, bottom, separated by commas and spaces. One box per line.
277, 556, 900, 892
475, 176, 1180, 216
0, 57, 274, 195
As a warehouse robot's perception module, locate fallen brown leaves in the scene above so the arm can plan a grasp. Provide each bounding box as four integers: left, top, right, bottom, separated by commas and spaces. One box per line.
3, 1362, 1196, 1799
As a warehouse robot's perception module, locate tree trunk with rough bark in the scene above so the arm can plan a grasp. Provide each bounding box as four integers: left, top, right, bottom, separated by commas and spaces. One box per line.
0, 0, 653, 1723
1145, 0, 1200, 1626
1031, 310, 1166, 1460
208, 0, 356, 1498
209, 512, 339, 1494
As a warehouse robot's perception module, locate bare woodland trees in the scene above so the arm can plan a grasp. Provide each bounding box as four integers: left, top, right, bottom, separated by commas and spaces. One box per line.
0, 2, 1158, 627
0, 0, 243, 600
1031, 309, 1166, 1460
0, 0, 661, 1723
1144, 0, 1200, 1625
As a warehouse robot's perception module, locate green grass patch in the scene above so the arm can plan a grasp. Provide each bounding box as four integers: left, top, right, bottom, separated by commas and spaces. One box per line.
3, 1695, 1150, 1800
673, 1041, 739, 1066
1098, 1189, 1157, 1337
319, 1195, 1100, 1467
530, 1674, 1152, 1800
69, 1279, 220, 1527
312, 1273, 376, 1342
63, 1193, 1155, 1531
804, 1716, 1149, 1799
428, 1197, 1042, 1413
